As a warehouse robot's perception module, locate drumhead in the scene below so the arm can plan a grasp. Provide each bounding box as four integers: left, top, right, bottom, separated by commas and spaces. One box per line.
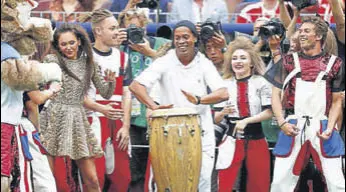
150, 107, 199, 117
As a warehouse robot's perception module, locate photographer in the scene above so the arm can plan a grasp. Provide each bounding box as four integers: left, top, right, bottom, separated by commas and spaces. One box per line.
110, 0, 173, 22
117, 8, 171, 192
265, 16, 345, 191
168, 0, 228, 23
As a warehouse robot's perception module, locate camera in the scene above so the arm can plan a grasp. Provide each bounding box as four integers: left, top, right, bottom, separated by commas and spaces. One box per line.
123, 24, 145, 45
199, 19, 222, 43
258, 18, 286, 41
136, 0, 158, 9
285, 0, 317, 10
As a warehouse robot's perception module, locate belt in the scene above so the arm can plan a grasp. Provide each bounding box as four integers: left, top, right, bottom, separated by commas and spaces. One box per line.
225, 117, 265, 140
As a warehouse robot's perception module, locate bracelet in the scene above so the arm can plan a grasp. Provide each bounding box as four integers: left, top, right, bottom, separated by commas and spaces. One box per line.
195, 95, 201, 105
279, 121, 287, 128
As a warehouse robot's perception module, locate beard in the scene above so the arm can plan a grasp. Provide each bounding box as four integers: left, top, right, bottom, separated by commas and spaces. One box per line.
301, 41, 316, 52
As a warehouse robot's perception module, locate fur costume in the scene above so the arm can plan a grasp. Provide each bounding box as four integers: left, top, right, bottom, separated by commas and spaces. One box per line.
1, 0, 62, 191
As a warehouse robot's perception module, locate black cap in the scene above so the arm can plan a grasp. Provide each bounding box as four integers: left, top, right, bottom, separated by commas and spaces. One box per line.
173, 20, 198, 37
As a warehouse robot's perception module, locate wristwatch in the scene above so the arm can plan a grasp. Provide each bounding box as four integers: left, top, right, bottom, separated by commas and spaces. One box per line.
221, 47, 227, 53
195, 95, 201, 105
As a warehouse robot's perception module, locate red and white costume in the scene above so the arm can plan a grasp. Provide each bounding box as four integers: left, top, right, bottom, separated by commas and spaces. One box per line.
267, 52, 345, 191
216, 75, 272, 192
87, 47, 131, 191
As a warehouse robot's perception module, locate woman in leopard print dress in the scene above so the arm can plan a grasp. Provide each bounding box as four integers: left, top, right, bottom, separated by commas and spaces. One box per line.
40, 23, 116, 192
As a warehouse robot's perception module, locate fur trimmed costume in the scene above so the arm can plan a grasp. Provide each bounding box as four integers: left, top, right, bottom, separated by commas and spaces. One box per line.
1, 0, 62, 190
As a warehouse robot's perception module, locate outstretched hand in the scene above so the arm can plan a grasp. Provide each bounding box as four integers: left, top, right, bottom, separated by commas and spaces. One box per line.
101, 102, 124, 120
181, 90, 198, 105
104, 69, 116, 82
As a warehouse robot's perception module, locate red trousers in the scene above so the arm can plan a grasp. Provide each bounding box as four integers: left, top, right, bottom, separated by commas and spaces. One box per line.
1, 123, 18, 177
92, 116, 131, 192
218, 138, 270, 192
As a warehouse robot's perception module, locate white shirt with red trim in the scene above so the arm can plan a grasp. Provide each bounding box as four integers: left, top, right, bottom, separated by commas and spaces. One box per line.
215, 75, 272, 118
86, 48, 128, 117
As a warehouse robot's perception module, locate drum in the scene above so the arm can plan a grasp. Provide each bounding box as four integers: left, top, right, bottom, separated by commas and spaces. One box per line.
148, 108, 202, 192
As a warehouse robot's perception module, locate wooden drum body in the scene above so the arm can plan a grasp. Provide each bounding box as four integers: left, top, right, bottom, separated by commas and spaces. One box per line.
148, 108, 202, 192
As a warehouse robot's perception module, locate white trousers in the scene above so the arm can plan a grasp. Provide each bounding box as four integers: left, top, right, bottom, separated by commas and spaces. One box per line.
199, 128, 216, 192
18, 117, 56, 192
271, 118, 345, 192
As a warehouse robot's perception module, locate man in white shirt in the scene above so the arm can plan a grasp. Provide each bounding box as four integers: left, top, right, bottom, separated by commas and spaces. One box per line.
169, 0, 229, 23
84, 8, 132, 191
129, 20, 229, 192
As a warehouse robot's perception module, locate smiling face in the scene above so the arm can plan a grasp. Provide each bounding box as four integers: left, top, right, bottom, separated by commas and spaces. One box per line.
97, 16, 120, 47
298, 22, 321, 51
174, 26, 197, 59
231, 49, 253, 78
58, 31, 80, 59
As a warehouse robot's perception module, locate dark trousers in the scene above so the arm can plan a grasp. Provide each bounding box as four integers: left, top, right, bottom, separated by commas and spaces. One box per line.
128, 125, 149, 192
296, 157, 326, 192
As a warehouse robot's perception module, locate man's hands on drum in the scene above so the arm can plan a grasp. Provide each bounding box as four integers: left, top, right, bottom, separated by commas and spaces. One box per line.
100, 102, 124, 120
281, 122, 300, 137
150, 104, 174, 111
116, 127, 130, 151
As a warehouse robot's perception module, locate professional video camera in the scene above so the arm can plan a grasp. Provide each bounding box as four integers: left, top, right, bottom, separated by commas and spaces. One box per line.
199, 19, 222, 43
122, 24, 145, 45
136, 0, 158, 9
258, 18, 286, 41
285, 0, 317, 10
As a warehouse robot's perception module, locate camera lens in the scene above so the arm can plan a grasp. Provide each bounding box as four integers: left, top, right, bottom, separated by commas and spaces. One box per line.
147, 0, 158, 9
200, 25, 214, 42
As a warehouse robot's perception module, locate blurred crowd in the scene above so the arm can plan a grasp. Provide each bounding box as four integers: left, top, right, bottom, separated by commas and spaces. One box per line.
31, 0, 345, 23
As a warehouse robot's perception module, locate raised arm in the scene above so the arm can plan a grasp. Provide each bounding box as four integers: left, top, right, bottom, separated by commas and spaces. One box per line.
92, 64, 116, 99
286, 8, 300, 39
279, 0, 292, 28
328, 0, 345, 43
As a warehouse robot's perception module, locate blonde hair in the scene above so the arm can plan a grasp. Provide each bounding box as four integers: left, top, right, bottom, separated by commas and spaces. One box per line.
78, 8, 114, 33
223, 37, 266, 79
118, 8, 151, 28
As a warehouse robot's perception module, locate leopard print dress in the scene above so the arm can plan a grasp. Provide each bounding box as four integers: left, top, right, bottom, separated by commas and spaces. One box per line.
40, 54, 115, 160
